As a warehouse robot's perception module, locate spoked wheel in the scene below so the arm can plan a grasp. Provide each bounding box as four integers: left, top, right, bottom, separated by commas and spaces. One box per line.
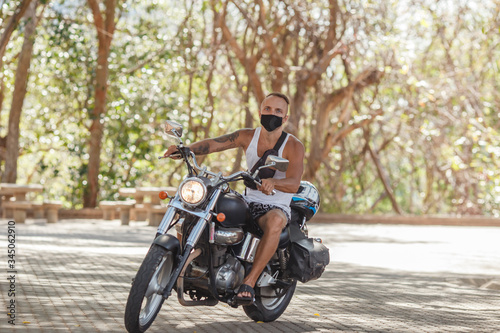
124, 245, 175, 333
243, 277, 297, 322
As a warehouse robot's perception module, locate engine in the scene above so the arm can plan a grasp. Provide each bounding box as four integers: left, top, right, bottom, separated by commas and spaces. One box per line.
177, 216, 247, 295
213, 255, 245, 292
185, 253, 245, 294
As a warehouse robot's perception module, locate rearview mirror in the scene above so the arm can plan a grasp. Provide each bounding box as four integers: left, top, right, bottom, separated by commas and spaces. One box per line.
264, 155, 289, 172
164, 120, 183, 138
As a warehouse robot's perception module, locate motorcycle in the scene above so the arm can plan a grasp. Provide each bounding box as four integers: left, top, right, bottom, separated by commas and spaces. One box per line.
124, 121, 330, 333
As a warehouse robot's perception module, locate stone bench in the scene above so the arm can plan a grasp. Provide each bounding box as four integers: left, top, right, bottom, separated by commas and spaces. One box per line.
32, 202, 45, 219
132, 203, 150, 222
44, 201, 63, 223
99, 200, 137, 224
1, 196, 14, 219
3, 200, 32, 223
114, 201, 136, 225
99, 201, 118, 220
2, 200, 62, 223
0, 183, 44, 219
149, 205, 169, 227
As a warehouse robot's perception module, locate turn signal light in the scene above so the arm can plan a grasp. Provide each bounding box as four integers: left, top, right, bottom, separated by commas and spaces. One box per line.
159, 191, 169, 200
216, 213, 226, 222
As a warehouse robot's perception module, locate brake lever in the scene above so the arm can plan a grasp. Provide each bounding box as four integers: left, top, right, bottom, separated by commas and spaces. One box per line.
158, 152, 182, 160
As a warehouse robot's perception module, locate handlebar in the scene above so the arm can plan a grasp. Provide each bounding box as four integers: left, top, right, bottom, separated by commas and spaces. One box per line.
159, 148, 276, 196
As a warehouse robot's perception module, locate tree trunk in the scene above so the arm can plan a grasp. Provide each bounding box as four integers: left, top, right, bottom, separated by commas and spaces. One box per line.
4, 0, 39, 183
0, 0, 33, 68
305, 87, 352, 180
0, 1, 33, 158
287, 84, 306, 137
84, 0, 116, 207
304, 69, 383, 179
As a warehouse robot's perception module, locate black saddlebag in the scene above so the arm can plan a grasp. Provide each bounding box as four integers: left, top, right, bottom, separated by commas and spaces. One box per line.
288, 237, 330, 283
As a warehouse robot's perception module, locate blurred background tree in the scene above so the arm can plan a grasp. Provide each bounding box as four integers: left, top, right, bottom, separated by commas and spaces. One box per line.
0, 0, 498, 216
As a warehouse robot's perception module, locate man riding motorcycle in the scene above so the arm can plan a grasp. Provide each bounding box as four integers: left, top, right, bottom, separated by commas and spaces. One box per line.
163, 92, 305, 305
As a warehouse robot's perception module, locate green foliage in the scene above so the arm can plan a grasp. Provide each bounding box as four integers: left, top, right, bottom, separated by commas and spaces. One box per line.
1, 0, 499, 216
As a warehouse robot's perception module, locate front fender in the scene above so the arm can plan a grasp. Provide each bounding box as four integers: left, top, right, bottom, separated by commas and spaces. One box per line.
153, 234, 181, 257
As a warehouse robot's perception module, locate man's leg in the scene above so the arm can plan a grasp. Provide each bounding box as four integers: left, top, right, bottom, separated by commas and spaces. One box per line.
237, 209, 287, 298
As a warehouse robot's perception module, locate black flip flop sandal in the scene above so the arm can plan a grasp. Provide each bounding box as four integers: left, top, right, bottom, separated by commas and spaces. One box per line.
233, 284, 255, 306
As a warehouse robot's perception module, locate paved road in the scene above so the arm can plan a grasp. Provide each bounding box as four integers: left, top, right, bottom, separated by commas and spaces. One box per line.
2, 219, 500, 332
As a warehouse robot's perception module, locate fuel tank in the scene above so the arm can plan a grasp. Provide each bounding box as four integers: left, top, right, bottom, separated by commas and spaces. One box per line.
214, 192, 252, 227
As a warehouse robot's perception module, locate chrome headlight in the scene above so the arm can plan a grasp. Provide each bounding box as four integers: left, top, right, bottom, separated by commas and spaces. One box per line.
179, 178, 207, 206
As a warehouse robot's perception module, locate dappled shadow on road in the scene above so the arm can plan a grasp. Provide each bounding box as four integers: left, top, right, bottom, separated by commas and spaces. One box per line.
147, 319, 323, 333
296, 263, 500, 332
17, 219, 157, 247
13, 246, 500, 332
7, 220, 500, 332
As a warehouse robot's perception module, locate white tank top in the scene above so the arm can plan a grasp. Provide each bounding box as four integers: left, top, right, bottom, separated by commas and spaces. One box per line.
244, 127, 294, 216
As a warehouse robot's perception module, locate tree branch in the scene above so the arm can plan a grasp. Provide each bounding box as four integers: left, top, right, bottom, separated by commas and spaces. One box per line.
364, 129, 403, 215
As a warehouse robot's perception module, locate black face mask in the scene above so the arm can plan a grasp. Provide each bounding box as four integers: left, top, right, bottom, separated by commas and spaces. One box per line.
260, 114, 283, 132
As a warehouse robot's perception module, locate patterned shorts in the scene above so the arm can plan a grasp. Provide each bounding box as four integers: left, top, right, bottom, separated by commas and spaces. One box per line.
248, 202, 291, 224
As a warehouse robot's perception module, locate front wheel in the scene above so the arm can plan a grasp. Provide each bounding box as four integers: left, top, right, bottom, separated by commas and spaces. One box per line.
124, 245, 175, 333
243, 279, 297, 322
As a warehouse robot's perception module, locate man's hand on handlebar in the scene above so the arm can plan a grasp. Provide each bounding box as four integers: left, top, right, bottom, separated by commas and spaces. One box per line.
258, 178, 276, 196
163, 145, 182, 159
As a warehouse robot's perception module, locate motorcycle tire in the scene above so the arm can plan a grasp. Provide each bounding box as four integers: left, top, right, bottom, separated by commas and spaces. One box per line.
243, 279, 297, 322
124, 245, 175, 333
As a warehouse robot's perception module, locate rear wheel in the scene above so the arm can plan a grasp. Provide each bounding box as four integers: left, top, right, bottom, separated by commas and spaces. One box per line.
243, 278, 297, 322
124, 245, 175, 333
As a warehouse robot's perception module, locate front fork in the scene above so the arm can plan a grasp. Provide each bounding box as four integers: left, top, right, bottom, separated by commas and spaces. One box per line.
154, 188, 222, 299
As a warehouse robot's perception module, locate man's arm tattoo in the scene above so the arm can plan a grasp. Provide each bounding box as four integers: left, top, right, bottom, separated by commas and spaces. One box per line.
213, 132, 239, 144
192, 132, 240, 155
192, 143, 210, 155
